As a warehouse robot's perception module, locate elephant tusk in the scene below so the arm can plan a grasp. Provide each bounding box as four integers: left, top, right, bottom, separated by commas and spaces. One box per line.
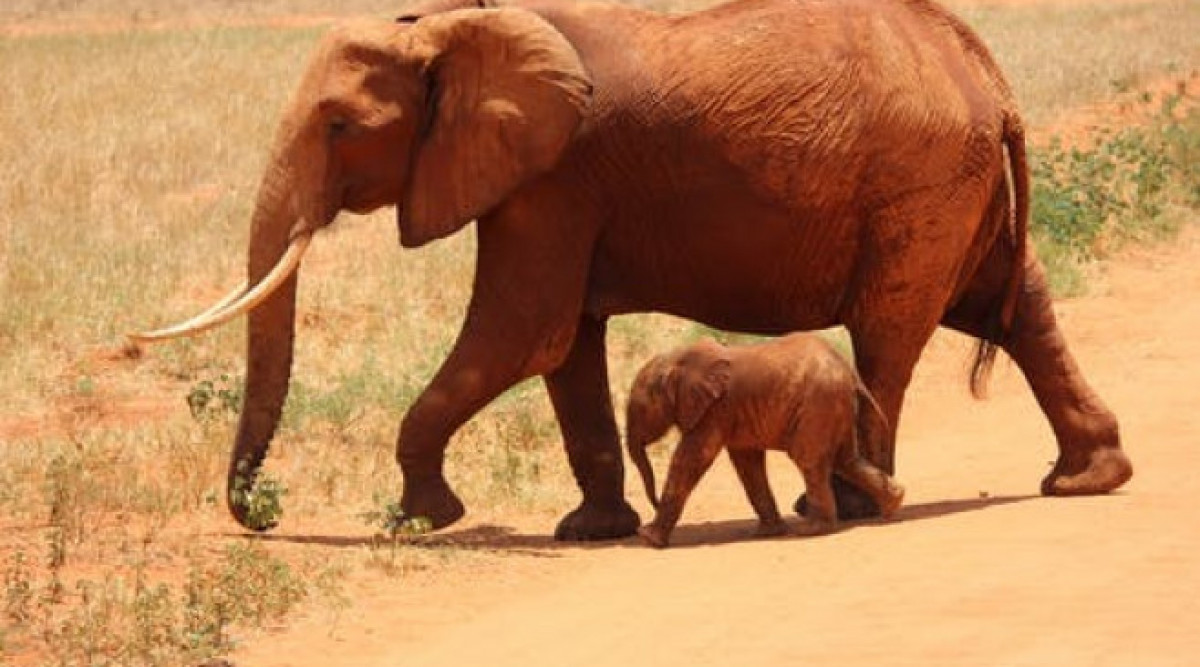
128, 232, 313, 343
190, 280, 251, 321
127, 282, 248, 344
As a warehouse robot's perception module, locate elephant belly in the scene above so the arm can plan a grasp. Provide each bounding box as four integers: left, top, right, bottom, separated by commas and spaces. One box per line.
586, 202, 859, 334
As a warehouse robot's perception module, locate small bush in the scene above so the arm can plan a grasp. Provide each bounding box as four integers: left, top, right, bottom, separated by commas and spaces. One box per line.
4, 551, 34, 626
43, 453, 92, 562
359, 494, 434, 538
1031, 90, 1199, 294
182, 540, 308, 654
4, 539, 326, 666
229, 462, 288, 531
187, 373, 242, 423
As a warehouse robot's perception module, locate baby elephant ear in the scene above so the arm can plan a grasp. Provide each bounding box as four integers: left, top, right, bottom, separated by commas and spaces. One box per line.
675, 349, 733, 432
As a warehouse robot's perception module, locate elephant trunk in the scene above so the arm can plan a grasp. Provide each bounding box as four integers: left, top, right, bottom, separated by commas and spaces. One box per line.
226, 150, 306, 531
626, 436, 660, 510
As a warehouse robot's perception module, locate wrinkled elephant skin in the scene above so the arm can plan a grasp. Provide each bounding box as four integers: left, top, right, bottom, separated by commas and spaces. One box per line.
626, 335, 905, 548
153, 0, 1130, 539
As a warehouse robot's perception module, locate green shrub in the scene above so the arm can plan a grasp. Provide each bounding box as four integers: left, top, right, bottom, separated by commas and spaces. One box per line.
186, 373, 242, 423
229, 462, 288, 531
359, 494, 434, 538
2, 540, 327, 666
1031, 91, 1199, 294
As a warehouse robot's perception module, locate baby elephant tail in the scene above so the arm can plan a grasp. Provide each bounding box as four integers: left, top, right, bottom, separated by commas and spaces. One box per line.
627, 438, 661, 510
854, 377, 890, 466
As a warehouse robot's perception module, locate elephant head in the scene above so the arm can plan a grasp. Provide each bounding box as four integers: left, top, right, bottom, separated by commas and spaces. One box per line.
625, 342, 733, 509
130, 8, 593, 530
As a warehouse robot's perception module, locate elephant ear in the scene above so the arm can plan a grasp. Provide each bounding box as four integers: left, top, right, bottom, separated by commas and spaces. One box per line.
674, 345, 733, 433
399, 8, 592, 247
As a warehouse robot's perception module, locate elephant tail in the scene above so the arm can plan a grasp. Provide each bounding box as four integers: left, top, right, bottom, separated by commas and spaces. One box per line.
970, 110, 1030, 399
627, 439, 660, 510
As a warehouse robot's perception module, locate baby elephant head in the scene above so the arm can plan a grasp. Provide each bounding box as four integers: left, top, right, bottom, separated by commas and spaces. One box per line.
625, 340, 732, 507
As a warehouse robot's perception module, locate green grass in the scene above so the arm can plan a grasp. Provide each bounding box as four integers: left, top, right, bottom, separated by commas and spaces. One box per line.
1030, 93, 1200, 295
3, 539, 335, 666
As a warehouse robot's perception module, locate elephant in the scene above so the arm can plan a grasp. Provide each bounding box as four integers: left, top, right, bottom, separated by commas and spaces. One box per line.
131, 0, 1133, 541
626, 334, 905, 548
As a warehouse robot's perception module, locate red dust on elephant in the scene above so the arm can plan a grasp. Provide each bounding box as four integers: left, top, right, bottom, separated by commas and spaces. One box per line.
133, 0, 1132, 540
626, 334, 904, 548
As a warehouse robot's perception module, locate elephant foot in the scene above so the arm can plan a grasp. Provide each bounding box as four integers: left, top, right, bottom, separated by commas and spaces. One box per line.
793, 517, 836, 537
794, 476, 880, 521
554, 499, 640, 542
754, 519, 788, 539
1041, 446, 1133, 496
400, 476, 466, 530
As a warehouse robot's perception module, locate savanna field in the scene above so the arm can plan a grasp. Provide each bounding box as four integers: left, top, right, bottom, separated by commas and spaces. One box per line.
1, 0, 1198, 664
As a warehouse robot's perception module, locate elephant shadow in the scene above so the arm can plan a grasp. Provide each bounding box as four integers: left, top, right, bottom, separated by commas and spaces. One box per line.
650, 492, 1041, 550
239, 523, 579, 558
239, 493, 1039, 553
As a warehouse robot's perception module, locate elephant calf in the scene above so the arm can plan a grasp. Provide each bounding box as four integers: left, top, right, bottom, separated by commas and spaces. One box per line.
626, 334, 904, 548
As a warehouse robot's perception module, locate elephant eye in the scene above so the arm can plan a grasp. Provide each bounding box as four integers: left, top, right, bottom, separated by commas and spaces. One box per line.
328, 116, 353, 138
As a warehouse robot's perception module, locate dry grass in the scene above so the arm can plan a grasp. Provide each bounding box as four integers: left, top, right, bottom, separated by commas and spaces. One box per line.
0, 0, 1197, 663
0, 0, 403, 23
958, 0, 1199, 126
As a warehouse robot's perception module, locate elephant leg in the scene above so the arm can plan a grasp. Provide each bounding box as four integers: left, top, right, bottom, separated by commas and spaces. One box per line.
849, 318, 940, 473
792, 305, 940, 520
797, 204, 964, 519
638, 433, 721, 548
822, 306, 940, 518
396, 326, 535, 529
727, 449, 786, 537
544, 315, 640, 541
993, 260, 1129, 494
398, 207, 605, 532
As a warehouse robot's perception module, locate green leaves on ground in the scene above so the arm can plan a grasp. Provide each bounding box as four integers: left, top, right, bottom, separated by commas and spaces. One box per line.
1031, 91, 1199, 294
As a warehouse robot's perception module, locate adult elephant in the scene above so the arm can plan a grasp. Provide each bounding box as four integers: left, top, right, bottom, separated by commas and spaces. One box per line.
133, 0, 1132, 540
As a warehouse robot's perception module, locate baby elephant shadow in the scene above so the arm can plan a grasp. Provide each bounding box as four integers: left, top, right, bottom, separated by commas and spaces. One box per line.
897, 493, 1040, 521
657, 492, 1040, 549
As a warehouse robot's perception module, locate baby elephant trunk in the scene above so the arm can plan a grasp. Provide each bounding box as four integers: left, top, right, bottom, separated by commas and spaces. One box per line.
627, 438, 660, 510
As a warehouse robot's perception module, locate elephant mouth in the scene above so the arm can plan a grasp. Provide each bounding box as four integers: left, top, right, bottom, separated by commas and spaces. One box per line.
128, 231, 314, 343
341, 179, 401, 216
342, 197, 383, 215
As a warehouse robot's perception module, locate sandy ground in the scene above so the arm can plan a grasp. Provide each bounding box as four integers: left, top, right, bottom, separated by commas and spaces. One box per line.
230, 226, 1200, 663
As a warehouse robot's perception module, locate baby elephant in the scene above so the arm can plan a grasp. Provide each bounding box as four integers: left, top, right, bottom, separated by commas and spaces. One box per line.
625, 334, 904, 548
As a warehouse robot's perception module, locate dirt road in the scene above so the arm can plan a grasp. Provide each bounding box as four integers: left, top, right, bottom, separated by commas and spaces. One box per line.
231, 223, 1200, 665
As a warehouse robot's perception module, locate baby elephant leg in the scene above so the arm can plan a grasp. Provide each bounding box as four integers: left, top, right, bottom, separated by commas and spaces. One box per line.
837, 452, 905, 519
638, 434, 722, 548
792, 453, 840, 536
727, 449, 787, 538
